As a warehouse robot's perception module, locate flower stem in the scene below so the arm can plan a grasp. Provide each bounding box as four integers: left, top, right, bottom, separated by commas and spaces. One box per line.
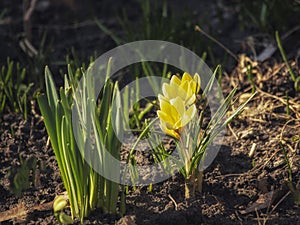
184, 169, 203, 199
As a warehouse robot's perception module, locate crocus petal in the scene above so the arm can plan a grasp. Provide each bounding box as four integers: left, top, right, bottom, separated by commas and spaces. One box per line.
190, 81, 197, 94
180, 80, 189, 93
193, 73, 201, 93
177, 86, 190, 102
160, 98, 177, 120
170, 97, 185, 117
182, 72, 193, 82
158, 94, 169, 103
159, 100, 181, 127
162, 83, 178, 100
169, 105, 181, 123
170, 75, 181, 86
159, 96, 172, 116
181, 104, 197, 127
160, 122, 180, 139
180, 81, 195, 105
185, 94, 196, 106
157, 110, 175, 125
173, 119, 183, 130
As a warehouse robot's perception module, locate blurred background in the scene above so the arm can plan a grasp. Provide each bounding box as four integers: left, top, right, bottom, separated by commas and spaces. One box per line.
0, 0, 300, 85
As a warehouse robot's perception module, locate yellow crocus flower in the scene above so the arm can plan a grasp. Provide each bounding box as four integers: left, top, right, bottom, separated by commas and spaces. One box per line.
162, 72, 201, 105
157, 95, 196, 139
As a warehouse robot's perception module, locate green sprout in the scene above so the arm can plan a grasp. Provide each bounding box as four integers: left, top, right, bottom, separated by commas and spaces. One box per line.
275, 31, 300, 92
53, 196, 74, 224
279, 142, 293, 183
246, 63, 256, 94
8, 155, 38, 197
0, 58, 33, 119
37, 59, 125, 223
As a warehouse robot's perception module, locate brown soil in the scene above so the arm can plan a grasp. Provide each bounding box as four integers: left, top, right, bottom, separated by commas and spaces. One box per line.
0, 58, 299, 225
0, 1, 300, 224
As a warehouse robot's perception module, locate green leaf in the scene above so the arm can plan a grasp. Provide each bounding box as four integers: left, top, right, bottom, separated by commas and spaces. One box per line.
295, 76, 300, 92
37, 95, 58, 152
45, 66, 58, 110
95, 19, 123, 45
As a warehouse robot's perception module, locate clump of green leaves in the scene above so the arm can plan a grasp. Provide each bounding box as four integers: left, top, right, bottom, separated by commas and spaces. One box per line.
8, 155, 38, 196
38, 60, 125, 223
0, 58, 33, 119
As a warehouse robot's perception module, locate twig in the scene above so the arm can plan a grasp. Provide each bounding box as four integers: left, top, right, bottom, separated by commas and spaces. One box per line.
168, 194, 178, 210
34, 20, 97, 30
234, 210, 243, 224
257, 25, 300, 61
249, 142, 257, 157
195, 25, 238, 62
23, 0, 38, 41
24, 0, 37, 22
254, 208, 263, 225
0, 200, 54, 222
19, 38, 38, 57
46, 136, 50, 148
227, 124, 239, 140
269, 190, 291, 214
281, 25, 300, 41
